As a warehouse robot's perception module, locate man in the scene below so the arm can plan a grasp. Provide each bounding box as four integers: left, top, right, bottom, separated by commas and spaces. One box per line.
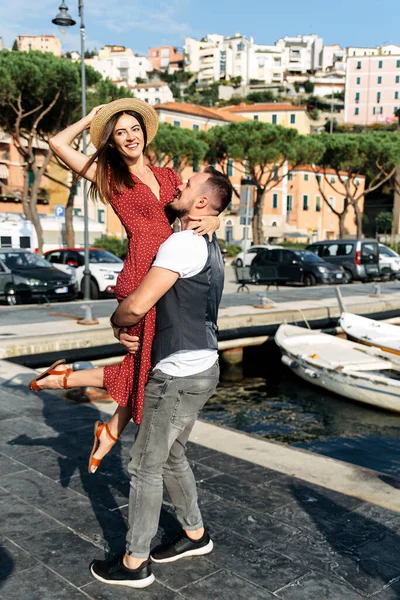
90, 167, 233, 588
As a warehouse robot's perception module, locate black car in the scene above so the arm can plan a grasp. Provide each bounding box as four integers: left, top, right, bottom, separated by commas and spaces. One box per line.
250, 248, 345, 286
0, 249, 78, 305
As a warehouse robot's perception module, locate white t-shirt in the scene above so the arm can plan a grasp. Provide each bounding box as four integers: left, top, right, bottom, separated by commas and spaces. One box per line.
152, 230, 218, 377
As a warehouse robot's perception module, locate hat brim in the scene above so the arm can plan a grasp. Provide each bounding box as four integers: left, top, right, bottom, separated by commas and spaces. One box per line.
89, 99, 159, 149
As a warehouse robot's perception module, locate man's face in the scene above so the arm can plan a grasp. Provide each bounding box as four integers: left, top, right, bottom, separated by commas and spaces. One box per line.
167, 173, 210, 219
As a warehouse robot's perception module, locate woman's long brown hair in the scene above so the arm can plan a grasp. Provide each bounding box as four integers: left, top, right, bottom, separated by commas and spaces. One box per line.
78, 110, 148, 204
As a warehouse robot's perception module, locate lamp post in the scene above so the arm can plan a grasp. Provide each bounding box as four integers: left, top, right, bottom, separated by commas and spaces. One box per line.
52, 1, 91, 301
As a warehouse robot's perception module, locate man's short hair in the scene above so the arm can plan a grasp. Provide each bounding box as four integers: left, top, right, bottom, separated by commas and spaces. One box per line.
203, 166, 233, 214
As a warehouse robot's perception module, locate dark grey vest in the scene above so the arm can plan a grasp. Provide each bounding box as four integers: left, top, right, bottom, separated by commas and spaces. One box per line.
151, 233, 224, 366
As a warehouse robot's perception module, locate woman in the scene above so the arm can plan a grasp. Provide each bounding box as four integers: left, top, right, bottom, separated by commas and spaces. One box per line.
29, 99, 219, 473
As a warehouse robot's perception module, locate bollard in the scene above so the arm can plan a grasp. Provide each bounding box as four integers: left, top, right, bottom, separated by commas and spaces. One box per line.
254, 293, 275, 309
372, 283, 381, 297
78, 304, 99, 325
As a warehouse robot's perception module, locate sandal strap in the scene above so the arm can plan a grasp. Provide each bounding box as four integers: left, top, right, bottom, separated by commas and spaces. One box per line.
63, 368, 73, 389
105, 422, 118, 443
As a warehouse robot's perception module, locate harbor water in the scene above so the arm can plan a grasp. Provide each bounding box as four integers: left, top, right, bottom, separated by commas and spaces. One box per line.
200, 343, 400, 479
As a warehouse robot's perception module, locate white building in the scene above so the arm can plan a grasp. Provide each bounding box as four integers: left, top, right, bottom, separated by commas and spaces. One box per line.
86, 46, 151, 87
131, 82, 174, 105
322, 44, 346, 71
275, 34, 324, 73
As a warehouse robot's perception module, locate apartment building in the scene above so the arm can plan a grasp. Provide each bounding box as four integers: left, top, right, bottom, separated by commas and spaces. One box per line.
148, 46, 183, 72
322, 44, 346, 72
222, 103, 311, 134
130, 82, 173, 105
85, 46, 150, 87
275, 34, 323, 73
344, 54, 400, 125
16, 35, 62, 57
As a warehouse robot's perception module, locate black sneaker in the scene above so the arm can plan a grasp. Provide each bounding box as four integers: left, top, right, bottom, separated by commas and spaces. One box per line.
151, 529, 213, 563
90, 554, 155, 588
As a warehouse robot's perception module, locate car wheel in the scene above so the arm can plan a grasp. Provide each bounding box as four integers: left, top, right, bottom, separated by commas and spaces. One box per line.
303, 273, 316, 286
343, 269, 353, 284
5, 287, 19, 306
90, 279, 99, 300
235, 258, 243, 268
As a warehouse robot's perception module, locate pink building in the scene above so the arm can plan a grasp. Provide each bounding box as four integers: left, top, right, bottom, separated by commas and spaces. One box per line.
345, 55, 400, 125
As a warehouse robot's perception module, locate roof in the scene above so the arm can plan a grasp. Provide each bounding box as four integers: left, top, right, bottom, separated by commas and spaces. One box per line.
44, 247, 103, 253
154, 102, 247, 123
133, 82, 169, 89
292, 165, 365, 178
222, 103, 307, 113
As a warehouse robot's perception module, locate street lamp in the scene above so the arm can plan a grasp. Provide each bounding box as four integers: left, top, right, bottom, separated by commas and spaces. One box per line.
52, 1, 91, 301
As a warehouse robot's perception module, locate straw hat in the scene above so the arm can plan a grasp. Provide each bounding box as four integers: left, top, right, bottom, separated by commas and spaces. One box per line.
89, 98, 159, 149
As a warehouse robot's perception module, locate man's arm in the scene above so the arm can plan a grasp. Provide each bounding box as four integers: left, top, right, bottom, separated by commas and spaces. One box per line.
111, 267, 179, 328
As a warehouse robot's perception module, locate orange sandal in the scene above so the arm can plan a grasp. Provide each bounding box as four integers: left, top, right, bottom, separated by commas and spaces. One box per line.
28, 359, 73, 392
88, 421, 119, 474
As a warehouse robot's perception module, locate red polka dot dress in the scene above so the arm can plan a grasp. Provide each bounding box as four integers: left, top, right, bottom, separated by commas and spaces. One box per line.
103, 165, 181, 424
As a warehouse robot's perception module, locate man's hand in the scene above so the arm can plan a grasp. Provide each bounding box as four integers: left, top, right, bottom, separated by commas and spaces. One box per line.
116, 328, 140, 355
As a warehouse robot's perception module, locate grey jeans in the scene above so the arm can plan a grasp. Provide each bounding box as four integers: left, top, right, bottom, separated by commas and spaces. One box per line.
125, 361, 219, 558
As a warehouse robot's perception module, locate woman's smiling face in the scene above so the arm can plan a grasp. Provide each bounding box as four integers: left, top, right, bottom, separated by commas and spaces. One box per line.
112, 113, 145, 162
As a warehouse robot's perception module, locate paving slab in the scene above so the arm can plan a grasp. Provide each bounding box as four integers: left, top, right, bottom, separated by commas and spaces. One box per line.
0, 363, 400, 599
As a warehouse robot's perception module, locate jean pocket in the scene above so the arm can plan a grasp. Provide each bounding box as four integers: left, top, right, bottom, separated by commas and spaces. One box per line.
171, 385, 217, 430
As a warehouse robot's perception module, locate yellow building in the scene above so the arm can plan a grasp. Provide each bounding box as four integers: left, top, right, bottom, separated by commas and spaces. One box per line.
220, 103, 312, 135
16, 35, 62, 57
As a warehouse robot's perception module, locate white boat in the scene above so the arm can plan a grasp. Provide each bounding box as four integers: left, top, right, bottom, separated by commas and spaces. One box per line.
275, 324, 400, 412
339, 312, 400, 356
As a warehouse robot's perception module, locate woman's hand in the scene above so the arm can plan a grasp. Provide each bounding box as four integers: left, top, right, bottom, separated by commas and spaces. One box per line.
83, 104, 107, 129
113, 327, 141, 355
187, 215, 220, 241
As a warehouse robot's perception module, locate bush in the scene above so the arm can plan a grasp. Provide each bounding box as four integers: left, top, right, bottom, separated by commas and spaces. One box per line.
226, 244, 242, 257
93, 235, 128, 258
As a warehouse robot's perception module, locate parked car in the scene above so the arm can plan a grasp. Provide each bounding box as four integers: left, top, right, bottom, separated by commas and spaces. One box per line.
234, 244, 282, 268
44, 247, 123, 299
0, 249, 78, 305
306, 239, 379, 283
250, 248, 345, 286
378, 243, 400, 280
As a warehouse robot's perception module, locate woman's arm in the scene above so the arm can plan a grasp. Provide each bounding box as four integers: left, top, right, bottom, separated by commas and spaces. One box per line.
49, 105, 106, 183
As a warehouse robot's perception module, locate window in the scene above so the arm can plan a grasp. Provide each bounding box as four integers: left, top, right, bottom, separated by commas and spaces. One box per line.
272, 193, 278, 209
288, 172, 293, 181
1, 236, 12, 248
192, 124, 199, 131
19, 236, 30, 249
377, 76, 382, 84
330, 176, 336, 183
273, 166, 279, 181
377, 91, 381, 102
373, 106, 383, 114
290, 114, 296, 124
397, 76, 400, 83
378, 60, 383, 68
328, 197, 336, 212
225, 223, 233, 244
355, 92, 360, 103
272, 114, 277, 124
227, 159, 234, 177
286, 195, 293, 211
192, 157, 199, 172
155, 97, 160, 104
98, 209, 105, 224
356, 61, 362, 69
395, 106, 399, 115
356, 77, 361, 84
47, 251, 62, 264
397, 60, 400, 68
395, 91, 399, 100
144, 98, 149, 103
315, 196, 321, 212
316, 174, 322, 183
355, 107, 359, 115
303, 195, 308, 210
253, 115, 259, 121
173, 121, 180, 127
73, 208, 81, 216
173, 156, 179, 170
304, 174, 309, 181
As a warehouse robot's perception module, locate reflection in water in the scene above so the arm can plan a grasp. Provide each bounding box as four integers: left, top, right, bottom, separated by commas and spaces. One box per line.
201, 343, 400, 478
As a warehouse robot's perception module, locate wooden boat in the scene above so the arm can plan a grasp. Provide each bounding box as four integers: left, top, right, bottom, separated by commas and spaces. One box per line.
339, 312, 400, 356
275, 324, 400, 412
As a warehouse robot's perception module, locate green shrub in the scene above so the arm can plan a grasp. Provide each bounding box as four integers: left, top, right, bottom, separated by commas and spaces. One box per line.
93, 235, 128, 258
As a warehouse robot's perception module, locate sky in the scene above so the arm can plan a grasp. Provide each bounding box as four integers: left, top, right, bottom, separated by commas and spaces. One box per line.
1, 0, 398, 55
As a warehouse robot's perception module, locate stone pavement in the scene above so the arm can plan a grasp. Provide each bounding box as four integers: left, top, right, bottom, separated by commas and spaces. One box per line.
1, 371, 400, 599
